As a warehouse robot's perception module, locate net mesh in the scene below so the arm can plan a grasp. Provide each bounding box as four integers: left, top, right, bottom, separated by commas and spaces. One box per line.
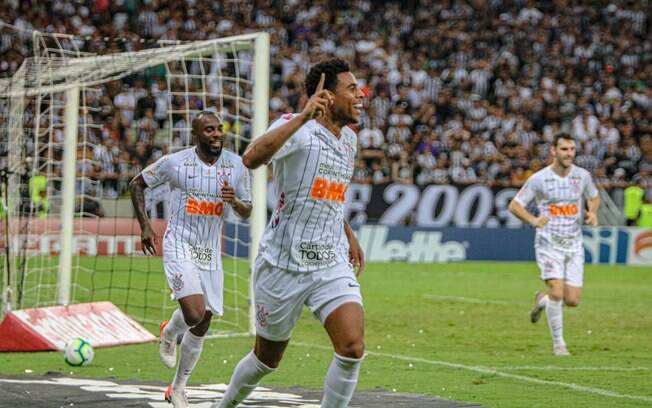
1, 31, 266, 336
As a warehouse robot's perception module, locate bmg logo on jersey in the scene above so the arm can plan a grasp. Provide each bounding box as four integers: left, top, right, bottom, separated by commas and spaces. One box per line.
186, 197, 224, 216
548, 203, 578, 217
309, 177, 347, 203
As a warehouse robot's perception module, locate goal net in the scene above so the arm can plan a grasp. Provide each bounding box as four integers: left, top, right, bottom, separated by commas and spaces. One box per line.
0, 31, 269, 337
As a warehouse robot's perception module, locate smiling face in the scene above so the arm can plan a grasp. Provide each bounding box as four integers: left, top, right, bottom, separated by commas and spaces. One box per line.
552, 137, 576, 170
329, 72, 365, 126
193, 113, 224, 158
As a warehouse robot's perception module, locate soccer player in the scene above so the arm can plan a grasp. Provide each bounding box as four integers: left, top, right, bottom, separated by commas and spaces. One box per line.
508, 132, 600, 356
130, 111, 252, 407
214, 58, 366, 408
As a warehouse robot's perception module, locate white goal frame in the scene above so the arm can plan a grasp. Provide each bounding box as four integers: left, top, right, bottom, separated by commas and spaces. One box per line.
1, 32, 269, 336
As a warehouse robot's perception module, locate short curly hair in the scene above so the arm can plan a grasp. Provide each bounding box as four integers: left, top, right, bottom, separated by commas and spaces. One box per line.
192, 110, 221, 131
304, 58, 351, 97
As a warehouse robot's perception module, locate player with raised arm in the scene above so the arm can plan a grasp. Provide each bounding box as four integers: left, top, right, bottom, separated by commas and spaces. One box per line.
213, 58, 366, 408
130, 111, 252, 407
508, 133, 600, 356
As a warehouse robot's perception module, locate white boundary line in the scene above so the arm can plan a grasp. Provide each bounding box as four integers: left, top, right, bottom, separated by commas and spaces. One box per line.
294, 342, 652, 404
492, 366, 652, 372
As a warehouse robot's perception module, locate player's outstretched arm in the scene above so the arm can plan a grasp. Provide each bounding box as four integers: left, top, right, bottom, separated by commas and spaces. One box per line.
508, 199, 548, 228
242, 73, 332, 169
585, 195, 600, 226
129, 174, 158, 255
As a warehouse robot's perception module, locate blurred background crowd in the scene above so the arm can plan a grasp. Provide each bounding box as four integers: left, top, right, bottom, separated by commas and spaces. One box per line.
0, 0, 650, 208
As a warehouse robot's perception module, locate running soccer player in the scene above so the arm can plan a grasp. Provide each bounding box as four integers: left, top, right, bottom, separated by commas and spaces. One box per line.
214, 58, 366, 408
130, 111, 252, 407
509, 132, 600, 356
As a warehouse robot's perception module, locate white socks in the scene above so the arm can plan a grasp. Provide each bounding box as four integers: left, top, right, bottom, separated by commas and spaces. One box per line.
321, 353, 363, 408
546, 298, 565, 346
172, 330, 205, 391
215, 352, 362, 408
164, 308, 191, 340
217, 352, 275, 408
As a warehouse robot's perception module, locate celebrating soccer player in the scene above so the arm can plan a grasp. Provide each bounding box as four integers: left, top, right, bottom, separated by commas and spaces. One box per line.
130, 111, 252, 407
214, 58, 366, 408
509, 132, 600, 356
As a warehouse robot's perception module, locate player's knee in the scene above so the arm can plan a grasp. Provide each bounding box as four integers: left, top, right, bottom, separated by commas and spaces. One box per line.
336, 339, 365, 360
190, 321, 210, 337
256, 351, 283, 369
564, 298, 580, 307
183, 309, 205, 327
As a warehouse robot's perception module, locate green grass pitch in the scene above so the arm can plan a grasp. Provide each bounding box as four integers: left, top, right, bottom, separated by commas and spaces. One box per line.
1, 259, 651, 407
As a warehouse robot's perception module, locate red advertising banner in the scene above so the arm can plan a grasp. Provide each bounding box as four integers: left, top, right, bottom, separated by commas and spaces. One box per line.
0, 218, 167, 256
0, 301, 156, 352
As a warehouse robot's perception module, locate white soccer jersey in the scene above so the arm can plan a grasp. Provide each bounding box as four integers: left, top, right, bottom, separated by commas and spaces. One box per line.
142, 147, 251, 270
258, 114, 357, 272
513, 165, 598, 252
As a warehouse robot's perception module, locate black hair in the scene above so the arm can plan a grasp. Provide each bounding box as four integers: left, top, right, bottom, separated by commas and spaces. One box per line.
552, 132, 575, 146
192, 110, 221, 131
304, 58, 351, 97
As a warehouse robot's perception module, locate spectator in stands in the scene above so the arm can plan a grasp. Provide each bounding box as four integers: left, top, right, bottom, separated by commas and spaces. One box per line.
28, 173, 48, 219
76, 191, 105, 218
1, 0, 649, 207
391, 151, 414, 185
352, 159, 371, 185
370, 160, 390, 185
638, 195, 652, 227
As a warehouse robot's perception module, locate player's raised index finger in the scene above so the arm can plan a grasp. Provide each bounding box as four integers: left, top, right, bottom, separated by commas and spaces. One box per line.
316, 73, 325, 93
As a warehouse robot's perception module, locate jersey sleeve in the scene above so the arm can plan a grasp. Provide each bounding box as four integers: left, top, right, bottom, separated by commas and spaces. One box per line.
513, 175, 538, 206
583, 171, 599, 199
344, 127, 358, 155
268, 114, 307, 162
141, 155, 174, 188
236, 165, 252, 203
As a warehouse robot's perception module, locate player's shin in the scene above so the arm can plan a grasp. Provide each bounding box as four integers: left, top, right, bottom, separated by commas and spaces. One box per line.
172, 331, 205, 391
160, 308, 191, 368
320, 353, 363, 408
215, 351, 275, 408
165, 308, 191, 339
546, 298, 565, 346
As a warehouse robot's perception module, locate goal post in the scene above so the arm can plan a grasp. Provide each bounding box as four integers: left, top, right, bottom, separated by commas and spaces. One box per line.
249, 33, 270, 335
57, 85, 80, 306
0, 32, 270, 337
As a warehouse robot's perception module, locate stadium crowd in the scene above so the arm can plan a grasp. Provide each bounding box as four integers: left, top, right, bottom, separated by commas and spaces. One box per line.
1, 0, 651, 200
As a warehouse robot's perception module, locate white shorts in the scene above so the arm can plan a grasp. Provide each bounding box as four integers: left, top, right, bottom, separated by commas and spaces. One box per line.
253, 256, 363, 342
163, 258, 224, 316
535, 246, 584, 288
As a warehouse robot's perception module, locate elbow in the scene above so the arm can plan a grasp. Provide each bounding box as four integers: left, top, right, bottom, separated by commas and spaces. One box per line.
129, 175, 143, 193
241, 154, 254, 169
242, 153, 259, 169
508, 200, 517, 215
242, 204, 253, 220
128, 177, 138, 193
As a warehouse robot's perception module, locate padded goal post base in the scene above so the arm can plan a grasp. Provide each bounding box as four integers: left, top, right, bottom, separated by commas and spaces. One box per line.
0, 301, 156, 352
